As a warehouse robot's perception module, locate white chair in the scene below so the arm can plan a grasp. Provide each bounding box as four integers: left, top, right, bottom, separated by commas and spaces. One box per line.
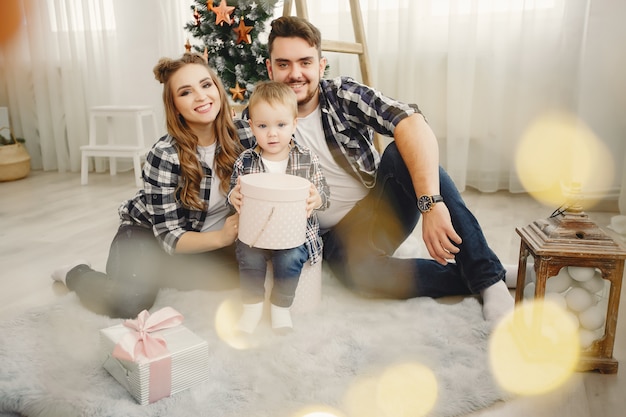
80, 105, 158, 187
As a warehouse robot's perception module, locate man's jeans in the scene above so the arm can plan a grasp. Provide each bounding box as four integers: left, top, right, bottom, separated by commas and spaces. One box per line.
322, 142, 505, 299
236, 241, 308, 307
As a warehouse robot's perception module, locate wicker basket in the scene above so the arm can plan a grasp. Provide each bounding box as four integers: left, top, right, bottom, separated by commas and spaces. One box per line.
0, 126, 31, 182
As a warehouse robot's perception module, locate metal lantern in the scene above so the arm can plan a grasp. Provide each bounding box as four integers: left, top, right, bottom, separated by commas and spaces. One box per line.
515, 203, 626, 373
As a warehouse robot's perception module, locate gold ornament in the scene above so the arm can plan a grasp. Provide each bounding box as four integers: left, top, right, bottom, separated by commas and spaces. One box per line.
212, 0, 234, 26
229, 82, 246, 102
233, 17, 252, 44
207, 0, 214, 11
203, 46, 208, 63
184, 38, 191, 52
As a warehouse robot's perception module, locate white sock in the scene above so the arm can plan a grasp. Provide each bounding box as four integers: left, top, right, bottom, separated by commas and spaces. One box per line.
50, 260, 91, 285
503, 264, 518, 288
237, 302, 264, 334
270, 304, 293, 330
481, 280, 515, 323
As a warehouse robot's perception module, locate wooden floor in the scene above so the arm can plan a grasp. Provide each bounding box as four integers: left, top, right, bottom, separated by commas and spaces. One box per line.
1, 170, 625, 416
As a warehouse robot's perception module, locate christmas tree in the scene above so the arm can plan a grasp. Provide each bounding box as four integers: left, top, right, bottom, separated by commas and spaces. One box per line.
185, 0, 279, 103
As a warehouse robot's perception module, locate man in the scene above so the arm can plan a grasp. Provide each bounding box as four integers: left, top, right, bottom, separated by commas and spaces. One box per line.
239, 16, 513, 323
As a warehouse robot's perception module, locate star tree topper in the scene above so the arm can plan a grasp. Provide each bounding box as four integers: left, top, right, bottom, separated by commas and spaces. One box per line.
212, 0, 234, 26
233, 17, 253, 44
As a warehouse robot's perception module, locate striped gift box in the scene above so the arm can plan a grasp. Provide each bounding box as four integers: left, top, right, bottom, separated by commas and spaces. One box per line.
100, 323, 209, 405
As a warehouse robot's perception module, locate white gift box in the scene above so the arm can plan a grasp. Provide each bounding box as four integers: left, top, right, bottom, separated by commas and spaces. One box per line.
239, 173, 310, 249
100, 323, 209, 405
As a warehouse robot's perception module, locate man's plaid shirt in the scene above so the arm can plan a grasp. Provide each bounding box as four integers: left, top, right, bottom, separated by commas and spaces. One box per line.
239, 76, 421, 189
228, 140, 330, 265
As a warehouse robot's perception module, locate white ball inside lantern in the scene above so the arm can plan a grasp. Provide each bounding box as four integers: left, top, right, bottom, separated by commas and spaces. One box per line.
565, 287, 594, 312
579, 328, 598, 350
580, 271, 605, 294
578, 305, 606, 331
565, 310, 580, 328
524, 282, 536, 299
546, 268, 573, 293
568, 266, 596, 282
544, 292, 567, 310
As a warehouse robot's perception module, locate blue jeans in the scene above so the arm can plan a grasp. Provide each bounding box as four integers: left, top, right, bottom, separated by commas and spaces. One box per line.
236, 241, 308, 307
322, 142, 505, 299
66, 225, 239, 318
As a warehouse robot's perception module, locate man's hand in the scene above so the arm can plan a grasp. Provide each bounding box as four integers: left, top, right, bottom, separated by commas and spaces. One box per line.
421, 203, 462, 265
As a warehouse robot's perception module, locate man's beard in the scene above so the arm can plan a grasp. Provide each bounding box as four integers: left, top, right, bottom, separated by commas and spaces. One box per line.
296, 82, 319, 107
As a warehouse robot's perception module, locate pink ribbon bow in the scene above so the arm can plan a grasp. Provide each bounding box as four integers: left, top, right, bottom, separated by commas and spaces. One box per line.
112, 306, 184, 362
111, 307, 184, 404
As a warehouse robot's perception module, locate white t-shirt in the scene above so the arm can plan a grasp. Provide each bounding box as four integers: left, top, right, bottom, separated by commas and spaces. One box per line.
197, 143, 229, 232
294, 105, 368, 230
261, 156, 288, 174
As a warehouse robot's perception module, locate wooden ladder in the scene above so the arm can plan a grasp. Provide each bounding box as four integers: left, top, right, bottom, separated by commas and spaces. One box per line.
282, 0, 385, 150
282, 0, 372, 86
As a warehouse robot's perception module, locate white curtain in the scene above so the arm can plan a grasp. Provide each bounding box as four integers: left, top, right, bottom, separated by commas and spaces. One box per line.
1, 0, 623, 208
0, 0, 192, 172
306, 0, 597, 194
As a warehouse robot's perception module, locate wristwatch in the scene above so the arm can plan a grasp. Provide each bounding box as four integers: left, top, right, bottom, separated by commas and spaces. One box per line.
417, 194, 444, 213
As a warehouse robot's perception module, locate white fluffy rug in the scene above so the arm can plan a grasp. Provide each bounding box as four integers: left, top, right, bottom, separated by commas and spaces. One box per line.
0, 272, 509, 417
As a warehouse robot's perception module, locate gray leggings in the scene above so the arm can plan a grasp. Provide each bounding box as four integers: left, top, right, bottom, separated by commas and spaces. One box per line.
66, 225, 239, 318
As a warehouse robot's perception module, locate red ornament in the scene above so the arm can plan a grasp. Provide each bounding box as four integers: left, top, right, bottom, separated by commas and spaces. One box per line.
193, 6, 201, 26
233, 17, 253, 44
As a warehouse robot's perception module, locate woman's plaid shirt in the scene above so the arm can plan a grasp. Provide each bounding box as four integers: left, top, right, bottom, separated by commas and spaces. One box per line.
118, 120, 256, 255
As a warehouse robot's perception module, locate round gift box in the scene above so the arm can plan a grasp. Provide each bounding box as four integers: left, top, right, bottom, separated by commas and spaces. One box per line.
239, 172, 310, 250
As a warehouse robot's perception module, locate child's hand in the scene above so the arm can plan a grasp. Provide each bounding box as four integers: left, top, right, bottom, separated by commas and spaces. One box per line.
306, 183, 322, 218
230, 178, 243, 213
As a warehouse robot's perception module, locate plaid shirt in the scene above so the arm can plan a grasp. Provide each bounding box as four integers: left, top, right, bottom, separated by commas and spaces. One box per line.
118, 119, 255, 255
228, 140, 330, 265
239, 76, 421, 188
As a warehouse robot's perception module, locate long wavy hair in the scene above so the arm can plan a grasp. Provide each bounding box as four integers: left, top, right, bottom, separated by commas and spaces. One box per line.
153, 53, 242, 210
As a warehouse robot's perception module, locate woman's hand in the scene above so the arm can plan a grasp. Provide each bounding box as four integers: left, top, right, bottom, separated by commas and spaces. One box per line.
221, 213, 240, 246
174, 212, 239, 253
306, 183, 322, 218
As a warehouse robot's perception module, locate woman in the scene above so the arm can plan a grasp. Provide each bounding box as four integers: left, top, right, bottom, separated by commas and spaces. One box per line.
51, 53, 252, 318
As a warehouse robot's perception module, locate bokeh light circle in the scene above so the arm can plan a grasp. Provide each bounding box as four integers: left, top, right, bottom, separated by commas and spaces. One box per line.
376, 362, 438, 417
489, 299, 580, 396
515, 111, 614, 208
214, 297, 258, 350
343, 362, 438, 417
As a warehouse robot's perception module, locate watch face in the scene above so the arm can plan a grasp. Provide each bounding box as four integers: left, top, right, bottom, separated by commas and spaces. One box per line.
418, 195, 432, 212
